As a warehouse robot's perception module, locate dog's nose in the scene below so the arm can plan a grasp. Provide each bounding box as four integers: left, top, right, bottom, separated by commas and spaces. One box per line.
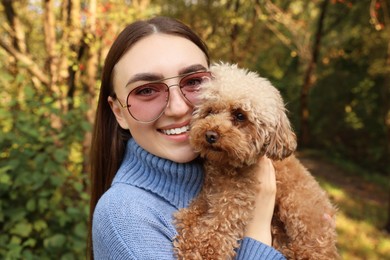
205, 130, 219, 144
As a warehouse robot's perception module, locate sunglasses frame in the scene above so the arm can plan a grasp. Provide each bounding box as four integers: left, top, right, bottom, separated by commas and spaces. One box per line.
115, 70, 212, 123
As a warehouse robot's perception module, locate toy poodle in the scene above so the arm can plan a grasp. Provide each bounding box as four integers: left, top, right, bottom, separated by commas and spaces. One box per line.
173, 63, 338, 259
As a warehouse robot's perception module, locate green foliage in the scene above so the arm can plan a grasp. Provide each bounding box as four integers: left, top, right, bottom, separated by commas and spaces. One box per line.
0, 0, 389, 258
308, 0, 390, 174
164, 1, 389, 172
0, 78, 90, 259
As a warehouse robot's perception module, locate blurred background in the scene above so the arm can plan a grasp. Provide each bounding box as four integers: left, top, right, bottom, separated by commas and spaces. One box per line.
0, 0, 389, 259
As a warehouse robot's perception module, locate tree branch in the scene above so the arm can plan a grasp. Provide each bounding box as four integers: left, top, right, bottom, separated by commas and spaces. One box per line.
1, 0, 27, 53
300, 0, 330, 146
255, 0, 312, 61
43, 0, 58, 85
0, 37, 49, 85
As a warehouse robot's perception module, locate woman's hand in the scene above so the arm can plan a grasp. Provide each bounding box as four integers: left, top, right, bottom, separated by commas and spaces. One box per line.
244, 156, 276, 246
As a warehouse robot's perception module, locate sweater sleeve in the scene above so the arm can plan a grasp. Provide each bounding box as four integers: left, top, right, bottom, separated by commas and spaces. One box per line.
92, 184, 285, 260
236, 237, 286, 259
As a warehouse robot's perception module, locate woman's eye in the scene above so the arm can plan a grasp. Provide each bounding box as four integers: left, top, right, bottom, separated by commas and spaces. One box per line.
181, 78, 203, 91
134, 84, 162, 96
185, 78, 202, 86
136, 88, 154, 95
181, 72, 211, 92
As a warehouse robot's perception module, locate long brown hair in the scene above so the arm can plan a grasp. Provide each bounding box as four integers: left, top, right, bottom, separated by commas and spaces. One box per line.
88, 16, 210, 258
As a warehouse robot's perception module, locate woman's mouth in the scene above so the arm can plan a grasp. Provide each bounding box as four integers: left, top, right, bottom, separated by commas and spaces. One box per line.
160, 125, 190, 135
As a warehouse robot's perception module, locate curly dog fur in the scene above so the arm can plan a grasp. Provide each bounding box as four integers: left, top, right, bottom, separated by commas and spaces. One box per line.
173, 63, 338, 259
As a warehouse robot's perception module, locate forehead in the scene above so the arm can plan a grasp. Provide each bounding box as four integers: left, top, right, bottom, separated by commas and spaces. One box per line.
113, 34, 208, 89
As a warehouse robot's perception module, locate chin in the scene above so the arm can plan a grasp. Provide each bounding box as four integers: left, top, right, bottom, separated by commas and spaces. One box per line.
171, 155, 198, 164
165, 150, 199, 164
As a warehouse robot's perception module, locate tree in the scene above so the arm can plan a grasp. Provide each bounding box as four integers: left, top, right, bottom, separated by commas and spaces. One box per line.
254, 0, 331, 146
372, 0, 390, 233
0, 1, 156, 257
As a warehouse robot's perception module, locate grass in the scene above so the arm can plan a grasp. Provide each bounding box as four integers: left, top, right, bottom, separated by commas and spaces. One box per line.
315, 168, 390, 259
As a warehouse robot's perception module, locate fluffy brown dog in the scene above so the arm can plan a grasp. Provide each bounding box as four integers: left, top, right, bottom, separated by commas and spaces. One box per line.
174, 63, 338, 259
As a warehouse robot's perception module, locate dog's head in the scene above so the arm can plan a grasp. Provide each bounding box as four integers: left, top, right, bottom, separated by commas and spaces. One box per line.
189, 63, 297, 168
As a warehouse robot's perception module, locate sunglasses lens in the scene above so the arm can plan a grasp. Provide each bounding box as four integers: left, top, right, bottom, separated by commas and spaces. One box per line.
127, 83, 168, 122
180, 72, 211, 105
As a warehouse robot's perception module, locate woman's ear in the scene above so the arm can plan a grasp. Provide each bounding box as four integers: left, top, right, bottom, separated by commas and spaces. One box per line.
107, 96, 129, 129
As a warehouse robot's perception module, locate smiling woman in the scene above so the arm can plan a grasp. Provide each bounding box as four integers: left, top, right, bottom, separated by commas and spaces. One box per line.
107, 33, 209, 162
88, 16, 286, 260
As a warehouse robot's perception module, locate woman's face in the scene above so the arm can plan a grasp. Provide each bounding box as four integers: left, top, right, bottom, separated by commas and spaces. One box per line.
109, 33, 209, 163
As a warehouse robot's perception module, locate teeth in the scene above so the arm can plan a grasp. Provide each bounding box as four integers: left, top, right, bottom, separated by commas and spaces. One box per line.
162, 125, 190, 135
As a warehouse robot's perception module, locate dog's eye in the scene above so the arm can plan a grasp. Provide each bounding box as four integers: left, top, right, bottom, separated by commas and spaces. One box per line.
233, 111, 246, 122
206, 108, 215, 116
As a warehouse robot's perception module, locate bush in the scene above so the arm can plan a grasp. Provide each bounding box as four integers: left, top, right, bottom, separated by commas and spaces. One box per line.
0, 80, 90, 259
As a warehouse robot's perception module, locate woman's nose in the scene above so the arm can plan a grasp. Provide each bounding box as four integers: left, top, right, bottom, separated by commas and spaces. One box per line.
164, 85, 192, 117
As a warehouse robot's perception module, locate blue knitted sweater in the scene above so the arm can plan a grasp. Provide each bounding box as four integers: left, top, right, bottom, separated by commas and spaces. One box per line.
92, 138, 285, 259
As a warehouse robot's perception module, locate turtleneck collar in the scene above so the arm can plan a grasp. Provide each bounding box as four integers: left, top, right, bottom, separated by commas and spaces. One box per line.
112, 139, 204, 209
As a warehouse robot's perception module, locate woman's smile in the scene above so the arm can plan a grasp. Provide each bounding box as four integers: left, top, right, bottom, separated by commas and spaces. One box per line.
159, 125, 190, 135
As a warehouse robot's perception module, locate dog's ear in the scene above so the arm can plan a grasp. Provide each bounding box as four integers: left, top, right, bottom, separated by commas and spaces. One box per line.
265, 111, 297, 160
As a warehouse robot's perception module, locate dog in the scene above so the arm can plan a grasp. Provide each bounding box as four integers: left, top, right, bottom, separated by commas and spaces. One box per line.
173, 63, 338, 259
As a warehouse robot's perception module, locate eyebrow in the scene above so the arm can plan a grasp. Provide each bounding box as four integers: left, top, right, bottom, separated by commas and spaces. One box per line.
125, 64, 208, 88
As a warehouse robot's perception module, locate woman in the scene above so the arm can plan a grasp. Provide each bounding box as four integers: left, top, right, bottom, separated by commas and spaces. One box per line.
89, 16, 285, 259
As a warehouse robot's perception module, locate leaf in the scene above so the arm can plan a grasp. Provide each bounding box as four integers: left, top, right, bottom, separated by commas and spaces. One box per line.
0, 171, 12, 185
5, 208, 26, 222
61, 252, 76, 260
73, 222, 87, 239
22, 238, 36, 247
10, 221, 32, 237
26, 199, 36, 212
44, 234, 66, 248
33, 220, 48, 232
9, 235, 22, 245
53, 149, 68, 163
38, 198, 49, 212
66, 207, 80, 218
23, 85, 35, 99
